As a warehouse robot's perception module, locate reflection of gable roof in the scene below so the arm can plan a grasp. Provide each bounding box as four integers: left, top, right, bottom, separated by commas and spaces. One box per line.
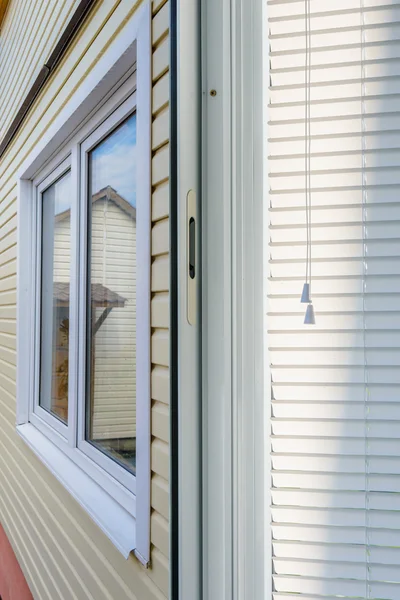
56, 186, 136, 222
54, 282, 126, 307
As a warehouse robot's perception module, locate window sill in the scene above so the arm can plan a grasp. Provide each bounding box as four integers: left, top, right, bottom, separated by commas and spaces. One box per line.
17, 423, 136, 558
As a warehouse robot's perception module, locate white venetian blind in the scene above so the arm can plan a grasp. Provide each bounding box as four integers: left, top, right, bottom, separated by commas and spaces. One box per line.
268, 1, 400, 598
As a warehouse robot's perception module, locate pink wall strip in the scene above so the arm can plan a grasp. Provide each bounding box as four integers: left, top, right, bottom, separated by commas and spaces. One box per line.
0, 524, 32, 600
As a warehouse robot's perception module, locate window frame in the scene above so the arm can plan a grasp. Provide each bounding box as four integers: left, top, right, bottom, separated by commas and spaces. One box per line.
16, 0, 151, 562
77, 95, 138, 495
31, 157, 73, 441
29, 93, 141, 498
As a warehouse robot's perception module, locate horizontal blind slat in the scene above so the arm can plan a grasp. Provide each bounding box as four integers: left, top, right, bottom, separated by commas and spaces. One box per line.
268, 0, 400, 19
273, 574, 366, 596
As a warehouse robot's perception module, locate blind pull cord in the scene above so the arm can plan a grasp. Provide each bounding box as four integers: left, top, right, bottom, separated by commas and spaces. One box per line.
301, 0, 315, 324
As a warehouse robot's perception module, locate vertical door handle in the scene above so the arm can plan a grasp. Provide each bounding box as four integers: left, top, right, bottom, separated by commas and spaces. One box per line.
187, 190, 196, 325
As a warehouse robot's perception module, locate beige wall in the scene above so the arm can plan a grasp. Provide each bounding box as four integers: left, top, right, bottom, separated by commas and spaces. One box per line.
0, 0, 170, 598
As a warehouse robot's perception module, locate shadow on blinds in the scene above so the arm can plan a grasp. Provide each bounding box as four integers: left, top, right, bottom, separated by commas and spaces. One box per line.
268, 1, 400, 598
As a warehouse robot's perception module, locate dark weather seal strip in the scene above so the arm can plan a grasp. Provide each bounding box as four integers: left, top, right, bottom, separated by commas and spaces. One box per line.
169, 0, 179, 597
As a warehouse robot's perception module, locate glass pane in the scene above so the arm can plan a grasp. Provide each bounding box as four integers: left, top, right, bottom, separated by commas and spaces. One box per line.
86, 114, 137, 475
40, 171, 71, 424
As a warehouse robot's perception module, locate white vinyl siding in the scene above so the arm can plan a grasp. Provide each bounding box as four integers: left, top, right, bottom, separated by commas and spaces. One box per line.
269, 1, 400, 598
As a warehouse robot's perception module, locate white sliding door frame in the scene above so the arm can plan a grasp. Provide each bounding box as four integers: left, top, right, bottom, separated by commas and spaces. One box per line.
202, 0, 233, 596
202, 0, 268, 598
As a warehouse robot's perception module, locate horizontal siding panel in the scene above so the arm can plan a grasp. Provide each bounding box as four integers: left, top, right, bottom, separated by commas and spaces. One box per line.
0, 331, 16, 351
0, 345, 16, 366
152, 219, 169, 256
152, 2, 169, 47
151, 366, 169, 405
0, 316, 15, 334
0, 305, 17, 320
152, 72, 169, 115
152, 145, 169, 186
0, 231, 17, 255
0, 356, 16, 381
151, 512, 169, 558
0, 262, 17, 283
151, 293, 169, 329
151, 438, 169, 480
0, 290, 17, 306
152, 107, 169, 150
152, 402, 169, 444
152, 255, 169, 292
152, 182, 169, 222
151, 475, 169, 521
152, 37, 169, 82
148, 548, 169, 598
152, 0, 168, 16
152, 330, 169, 368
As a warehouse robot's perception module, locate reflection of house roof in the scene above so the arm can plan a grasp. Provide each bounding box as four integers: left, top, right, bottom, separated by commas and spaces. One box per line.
54, 282, 126, 307
56, 186, 136, 222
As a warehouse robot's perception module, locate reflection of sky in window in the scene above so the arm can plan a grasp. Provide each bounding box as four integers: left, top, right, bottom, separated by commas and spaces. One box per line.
51, 115, 136, 216
91, 114, 136, 207
52, 171, 71, 216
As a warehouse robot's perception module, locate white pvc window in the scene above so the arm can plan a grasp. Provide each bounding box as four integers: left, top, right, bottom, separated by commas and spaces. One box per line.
31, 96, 143, 492
16, 1, 151, 561
77, 103, 139, 495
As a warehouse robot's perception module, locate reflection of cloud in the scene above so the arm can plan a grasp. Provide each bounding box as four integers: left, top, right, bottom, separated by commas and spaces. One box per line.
91, 114, 136, 206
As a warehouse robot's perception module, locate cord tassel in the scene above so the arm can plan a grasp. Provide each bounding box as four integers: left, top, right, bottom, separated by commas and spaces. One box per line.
301, 282, 311, 304
304, 303, 315, 325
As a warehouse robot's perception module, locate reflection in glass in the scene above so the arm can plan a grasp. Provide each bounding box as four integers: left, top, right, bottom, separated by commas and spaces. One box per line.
40, 171, 71, 423
86, 114, 137, 474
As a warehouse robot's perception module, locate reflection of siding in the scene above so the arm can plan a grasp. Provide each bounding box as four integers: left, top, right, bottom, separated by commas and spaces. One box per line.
91, 199, 137, 440
53, 215, 70, 283
54, 197, 138, 441
0, 1, 170, 600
